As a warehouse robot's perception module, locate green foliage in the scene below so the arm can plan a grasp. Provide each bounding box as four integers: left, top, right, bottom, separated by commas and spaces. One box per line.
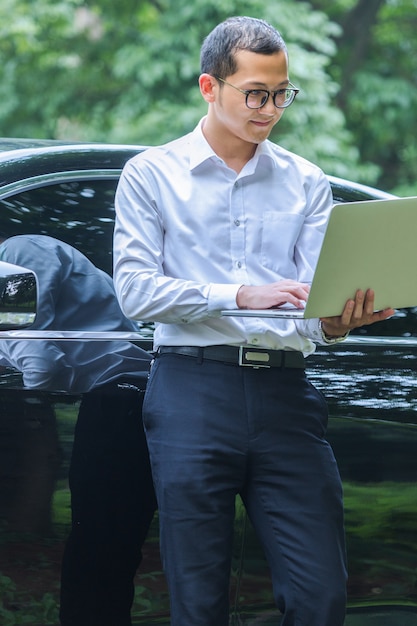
0, 574, 59, 625
344, 481, 417, 599
347, 72, 417, 192
105, 0, 375, 182
344, 481, 417, 542
0, 0, 363, 177
343, 1, 417, 193
131, 571, 169, 617
310, 0, 417, 194
0, 0, 415, 191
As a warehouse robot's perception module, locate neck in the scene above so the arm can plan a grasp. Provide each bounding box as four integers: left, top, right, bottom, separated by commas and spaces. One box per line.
201, 118, 257, 173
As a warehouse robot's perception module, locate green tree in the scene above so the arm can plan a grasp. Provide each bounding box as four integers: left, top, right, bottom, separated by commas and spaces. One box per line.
304, 0, 417, 195
102, 0, 377, 182
0, 0, 388, 185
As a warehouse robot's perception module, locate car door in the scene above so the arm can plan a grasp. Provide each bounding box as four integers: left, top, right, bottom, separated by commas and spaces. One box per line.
0, 173, 171, 625
2, 167, 416, 626
230, 178, 417, 625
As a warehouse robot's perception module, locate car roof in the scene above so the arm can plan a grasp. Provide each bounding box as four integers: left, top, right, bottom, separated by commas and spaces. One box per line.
0, 138, 147, 189
0, 137, 395, 202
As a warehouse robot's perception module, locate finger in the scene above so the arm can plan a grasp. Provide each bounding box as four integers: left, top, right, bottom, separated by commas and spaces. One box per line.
273, 284, 309, 306
351, 289, 365, 320
275, 293, 306, 309
339, 299, 355, 326
372, 307, 395, 322
363, 289, 376, 316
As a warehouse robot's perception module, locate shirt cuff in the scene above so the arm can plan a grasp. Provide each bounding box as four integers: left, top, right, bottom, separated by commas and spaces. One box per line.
207, 283, 242, 313
305, 318, 349, 345
319, 320, 349, 344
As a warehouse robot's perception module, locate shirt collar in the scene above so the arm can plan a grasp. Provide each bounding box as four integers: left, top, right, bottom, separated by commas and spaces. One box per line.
189, 118, 217, 171
189, 117, 277, 171
254, 139, 277, 163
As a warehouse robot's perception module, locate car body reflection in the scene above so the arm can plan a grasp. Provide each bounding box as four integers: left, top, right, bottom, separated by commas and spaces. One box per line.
0, 140, 416, 625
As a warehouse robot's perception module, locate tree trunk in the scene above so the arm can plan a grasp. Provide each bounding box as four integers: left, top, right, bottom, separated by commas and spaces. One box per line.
336, 0, 386, 108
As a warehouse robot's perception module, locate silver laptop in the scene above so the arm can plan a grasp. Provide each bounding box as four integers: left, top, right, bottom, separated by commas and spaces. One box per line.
222, 196, 417, 320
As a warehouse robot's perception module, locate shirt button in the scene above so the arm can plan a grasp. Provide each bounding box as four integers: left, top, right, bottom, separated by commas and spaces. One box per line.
237, 261, 242, 269
234, 219, 240, 227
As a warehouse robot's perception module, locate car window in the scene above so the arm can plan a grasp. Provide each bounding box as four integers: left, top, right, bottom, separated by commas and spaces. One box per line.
1, 176, 416, 338
0, 179, 118, 275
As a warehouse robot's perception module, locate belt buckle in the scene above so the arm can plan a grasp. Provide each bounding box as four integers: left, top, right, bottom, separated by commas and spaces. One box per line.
238, 346, 271, 368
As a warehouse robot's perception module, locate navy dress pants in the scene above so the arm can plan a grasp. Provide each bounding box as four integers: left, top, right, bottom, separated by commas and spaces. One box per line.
60, 380, 157, 626
143, 353, 347, 626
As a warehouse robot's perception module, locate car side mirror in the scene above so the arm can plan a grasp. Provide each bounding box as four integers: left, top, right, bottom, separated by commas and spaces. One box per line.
0, 261, 37, 329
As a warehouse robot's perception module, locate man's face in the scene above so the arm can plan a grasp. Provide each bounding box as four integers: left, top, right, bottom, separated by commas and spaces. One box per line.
211, 49, 290, 146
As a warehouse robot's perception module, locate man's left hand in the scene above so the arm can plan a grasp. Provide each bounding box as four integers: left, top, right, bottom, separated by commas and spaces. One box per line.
320, 289, 395, 339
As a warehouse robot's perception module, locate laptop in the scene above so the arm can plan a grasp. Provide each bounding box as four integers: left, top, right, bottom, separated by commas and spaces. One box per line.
222, 196, 417, 319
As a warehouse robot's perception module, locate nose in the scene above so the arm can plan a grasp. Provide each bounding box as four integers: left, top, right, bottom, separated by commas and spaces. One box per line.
259, 94, 277, 114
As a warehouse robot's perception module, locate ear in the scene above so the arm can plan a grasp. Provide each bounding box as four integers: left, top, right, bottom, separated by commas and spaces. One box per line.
199, 73, 217, 103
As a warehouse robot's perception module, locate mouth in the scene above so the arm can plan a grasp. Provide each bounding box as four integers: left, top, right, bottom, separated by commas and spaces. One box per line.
251, 119, 274, 128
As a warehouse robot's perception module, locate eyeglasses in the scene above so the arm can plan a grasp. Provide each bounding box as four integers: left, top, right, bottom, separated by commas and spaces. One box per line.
215, 76, 299, 109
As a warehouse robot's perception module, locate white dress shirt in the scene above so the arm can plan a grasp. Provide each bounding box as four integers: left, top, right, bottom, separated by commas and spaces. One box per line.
114, 119, 334, 356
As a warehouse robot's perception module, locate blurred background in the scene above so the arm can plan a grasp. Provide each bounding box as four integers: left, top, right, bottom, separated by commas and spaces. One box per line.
1, 0, 416, 196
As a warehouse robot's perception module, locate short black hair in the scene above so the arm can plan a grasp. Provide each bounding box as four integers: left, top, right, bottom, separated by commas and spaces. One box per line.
200, 16, 287, 78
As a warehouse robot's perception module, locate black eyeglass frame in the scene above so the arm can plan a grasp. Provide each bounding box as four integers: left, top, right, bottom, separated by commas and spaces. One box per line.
214, 75, 300, 109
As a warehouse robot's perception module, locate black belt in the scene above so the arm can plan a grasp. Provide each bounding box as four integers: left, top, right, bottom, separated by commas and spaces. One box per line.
157, 345, 305, 369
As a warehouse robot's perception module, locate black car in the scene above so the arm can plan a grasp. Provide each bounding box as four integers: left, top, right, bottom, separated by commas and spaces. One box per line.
0, 139, 416, 626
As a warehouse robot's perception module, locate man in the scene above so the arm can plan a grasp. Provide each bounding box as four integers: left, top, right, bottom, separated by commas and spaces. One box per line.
0, 234, 156, 626
113, 16, 394, 626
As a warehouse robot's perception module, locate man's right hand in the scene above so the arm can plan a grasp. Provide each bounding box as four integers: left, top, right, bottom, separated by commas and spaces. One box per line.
236, 280, 310, 310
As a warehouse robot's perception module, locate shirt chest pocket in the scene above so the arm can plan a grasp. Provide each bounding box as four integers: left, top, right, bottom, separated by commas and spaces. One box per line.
261, 211, 305, 274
